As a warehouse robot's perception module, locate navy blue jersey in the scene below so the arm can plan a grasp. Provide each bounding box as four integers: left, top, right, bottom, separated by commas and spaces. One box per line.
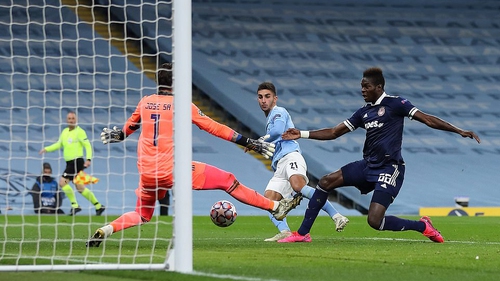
344, 93, 418, 167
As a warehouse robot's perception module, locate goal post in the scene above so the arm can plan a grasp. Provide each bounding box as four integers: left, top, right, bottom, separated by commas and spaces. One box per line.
0, 0, 192, 273
172, 0, 193, 274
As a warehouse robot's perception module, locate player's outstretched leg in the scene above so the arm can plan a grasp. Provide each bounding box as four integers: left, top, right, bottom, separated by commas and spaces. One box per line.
86, 209, 149, 247
272, 193, 303, 220
86, 225, 113, 247
300, 185, 349, 232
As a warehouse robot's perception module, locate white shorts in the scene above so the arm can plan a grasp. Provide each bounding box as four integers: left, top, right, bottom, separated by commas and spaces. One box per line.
265, 151, 309, 199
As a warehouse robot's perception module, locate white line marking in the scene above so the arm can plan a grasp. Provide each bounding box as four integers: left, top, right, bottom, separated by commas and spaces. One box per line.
192, 271, 284, 281
195, 237, 500, 245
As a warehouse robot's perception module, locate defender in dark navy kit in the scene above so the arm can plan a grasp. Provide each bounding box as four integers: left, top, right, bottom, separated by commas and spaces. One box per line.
279, 67, 481, 243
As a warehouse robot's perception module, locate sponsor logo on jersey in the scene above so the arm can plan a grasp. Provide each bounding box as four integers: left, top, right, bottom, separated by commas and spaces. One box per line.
364, 120, 384, 129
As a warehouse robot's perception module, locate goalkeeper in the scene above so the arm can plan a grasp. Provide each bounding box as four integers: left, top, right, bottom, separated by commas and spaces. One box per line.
87, 63, 302, 247
39, 111, 105, 216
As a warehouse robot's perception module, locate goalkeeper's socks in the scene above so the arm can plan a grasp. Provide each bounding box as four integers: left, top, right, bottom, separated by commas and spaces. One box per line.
61, 184, 79, 208
81, 188, 101, 209
100, 225, 114, 237
110, 211, 144, 232
229, 184, 276, 211
300, 185, 340, 217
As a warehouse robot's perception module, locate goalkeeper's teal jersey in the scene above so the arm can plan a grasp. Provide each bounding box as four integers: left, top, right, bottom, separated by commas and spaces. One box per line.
44, 126, 92, 161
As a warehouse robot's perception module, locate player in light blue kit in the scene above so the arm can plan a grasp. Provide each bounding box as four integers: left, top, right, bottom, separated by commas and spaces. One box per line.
279, 67, 480, 243
254, 82, 349, 242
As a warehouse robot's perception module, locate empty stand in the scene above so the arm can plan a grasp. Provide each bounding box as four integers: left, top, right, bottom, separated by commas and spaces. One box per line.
103, 0, 500, 214
1, 1, 294, 216
3, 0, 499, 216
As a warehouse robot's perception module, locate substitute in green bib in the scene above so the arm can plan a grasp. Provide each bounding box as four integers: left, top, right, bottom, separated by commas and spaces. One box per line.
39, 111, 105, 216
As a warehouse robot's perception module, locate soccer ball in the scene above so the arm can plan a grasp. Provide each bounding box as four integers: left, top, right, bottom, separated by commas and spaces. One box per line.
210, 200, 237, 227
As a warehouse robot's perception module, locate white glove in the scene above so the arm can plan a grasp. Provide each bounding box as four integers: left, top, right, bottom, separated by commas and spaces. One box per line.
258, 134, 270, 142
100, 126, 125, 144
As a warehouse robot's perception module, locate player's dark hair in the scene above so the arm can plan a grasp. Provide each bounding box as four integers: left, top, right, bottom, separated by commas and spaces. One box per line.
257, 81, 277, 96
363, 67, 385, 89
157, 63, 173, 91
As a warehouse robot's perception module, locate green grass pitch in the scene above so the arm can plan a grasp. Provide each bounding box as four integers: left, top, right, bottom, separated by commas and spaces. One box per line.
1, 215, 499, 281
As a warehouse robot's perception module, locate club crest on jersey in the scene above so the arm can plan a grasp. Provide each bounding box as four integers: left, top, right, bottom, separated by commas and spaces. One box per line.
378, 107, 385, 116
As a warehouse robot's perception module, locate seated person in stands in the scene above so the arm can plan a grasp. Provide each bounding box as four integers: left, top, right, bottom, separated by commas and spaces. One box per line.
30, 163, 65, 214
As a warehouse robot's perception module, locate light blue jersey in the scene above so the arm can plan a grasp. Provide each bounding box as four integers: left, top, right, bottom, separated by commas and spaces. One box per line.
264, 106, 301, 171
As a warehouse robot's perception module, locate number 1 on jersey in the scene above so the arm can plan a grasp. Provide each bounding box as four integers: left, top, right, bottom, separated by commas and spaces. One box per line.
151, 114, 160, 146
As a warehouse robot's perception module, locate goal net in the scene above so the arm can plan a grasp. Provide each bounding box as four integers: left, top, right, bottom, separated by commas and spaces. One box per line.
0, 0, 192, 272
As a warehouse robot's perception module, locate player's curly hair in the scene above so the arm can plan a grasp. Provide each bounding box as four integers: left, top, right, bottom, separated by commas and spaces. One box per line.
157, 62, 173, 90
363, 67, 385, 89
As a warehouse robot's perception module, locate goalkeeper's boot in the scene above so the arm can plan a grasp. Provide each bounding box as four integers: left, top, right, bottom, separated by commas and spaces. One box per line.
277, 231, 311, 243
420, 216, 444, 243
86, 229, 106, 247
264, 230, 292, 242
332, 213, 349, 232
69, 207, 82, 216
272, 193, 303, 220
96, 206, 106, 216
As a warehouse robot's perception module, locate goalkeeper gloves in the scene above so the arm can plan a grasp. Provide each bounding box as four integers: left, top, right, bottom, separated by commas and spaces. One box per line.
101, 126, 125, 144
245, 135, 275, 159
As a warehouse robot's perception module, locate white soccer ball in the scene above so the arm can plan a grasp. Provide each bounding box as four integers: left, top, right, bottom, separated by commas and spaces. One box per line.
210, 200, 237, 227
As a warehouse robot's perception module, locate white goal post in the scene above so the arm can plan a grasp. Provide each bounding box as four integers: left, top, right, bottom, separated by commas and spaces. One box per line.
0, 0, 192, 273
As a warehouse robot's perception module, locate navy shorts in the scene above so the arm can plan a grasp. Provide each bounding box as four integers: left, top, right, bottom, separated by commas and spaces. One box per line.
62, 158, 85, 180
341, 159, 405, 208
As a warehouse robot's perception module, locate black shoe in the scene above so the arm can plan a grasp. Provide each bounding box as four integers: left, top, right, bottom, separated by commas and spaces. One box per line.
86, 229, 105, 247
96, 206, 106, 216
69, 207, 82, 216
